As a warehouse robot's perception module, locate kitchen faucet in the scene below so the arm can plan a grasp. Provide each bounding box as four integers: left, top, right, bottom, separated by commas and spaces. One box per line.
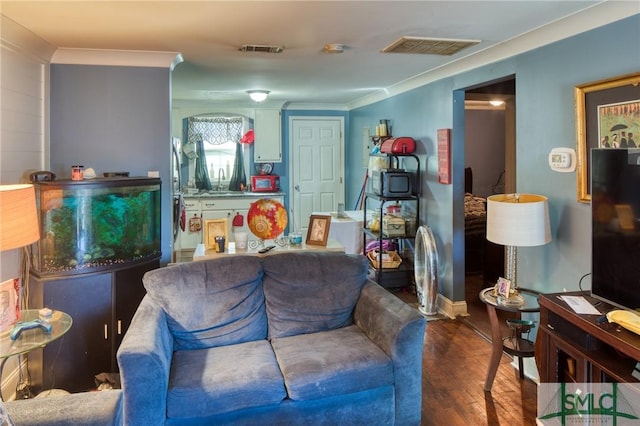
218, 168, 225, 191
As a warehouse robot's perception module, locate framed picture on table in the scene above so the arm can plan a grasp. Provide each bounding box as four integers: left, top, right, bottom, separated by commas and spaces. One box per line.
306, 215, 331, 246
204, 218, 228, 251
0, 278, 20, 334
496, 277, 511, 298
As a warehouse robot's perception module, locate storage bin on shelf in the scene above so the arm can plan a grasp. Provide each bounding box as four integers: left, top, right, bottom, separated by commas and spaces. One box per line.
368, 250, 402, 269
382, 214, 406, 237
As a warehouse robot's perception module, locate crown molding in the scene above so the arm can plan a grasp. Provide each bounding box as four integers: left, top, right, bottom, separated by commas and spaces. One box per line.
51, 48, 183, 69
0, 15, 56, 63
283, 103, 349, 111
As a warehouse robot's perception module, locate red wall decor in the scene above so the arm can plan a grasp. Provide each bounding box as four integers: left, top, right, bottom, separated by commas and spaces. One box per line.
437, 129, 451, 184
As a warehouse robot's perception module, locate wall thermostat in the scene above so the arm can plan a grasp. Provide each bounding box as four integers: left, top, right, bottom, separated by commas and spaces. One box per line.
549, 147, 576, 172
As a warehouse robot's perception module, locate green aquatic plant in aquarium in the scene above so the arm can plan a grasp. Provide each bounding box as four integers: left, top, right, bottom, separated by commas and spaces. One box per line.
32, 178, 161, 276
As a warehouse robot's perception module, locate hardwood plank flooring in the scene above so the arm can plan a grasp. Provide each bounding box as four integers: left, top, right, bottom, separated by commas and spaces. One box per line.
422, 319, 538, 425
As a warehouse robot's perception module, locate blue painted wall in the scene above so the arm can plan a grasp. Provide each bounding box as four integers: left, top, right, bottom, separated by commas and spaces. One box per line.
347, 14, 640, 302
50, 65, 172, 265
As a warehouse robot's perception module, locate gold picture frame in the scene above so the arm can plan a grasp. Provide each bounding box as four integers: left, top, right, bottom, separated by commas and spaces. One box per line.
204, 218, 228, 251
575, 72, 640, 203
305, 214, 331, 246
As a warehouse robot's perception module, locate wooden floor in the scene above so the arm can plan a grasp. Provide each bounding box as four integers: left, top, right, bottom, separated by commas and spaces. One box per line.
421, 318, 538, 425
394, 277, 537, 425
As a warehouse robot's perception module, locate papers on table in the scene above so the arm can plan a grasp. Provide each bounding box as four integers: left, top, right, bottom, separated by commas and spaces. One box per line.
560, 295, 601, 315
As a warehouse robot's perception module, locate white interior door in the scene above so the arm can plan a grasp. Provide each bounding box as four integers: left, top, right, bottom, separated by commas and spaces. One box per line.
289, 117, 344, 236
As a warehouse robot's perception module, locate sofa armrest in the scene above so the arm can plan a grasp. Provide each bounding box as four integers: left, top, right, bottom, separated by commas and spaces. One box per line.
116, 295, 173, 426
2, 390, 122, 426
353, 280, 426, 426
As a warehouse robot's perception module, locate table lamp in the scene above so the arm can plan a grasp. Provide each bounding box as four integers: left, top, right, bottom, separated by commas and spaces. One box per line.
486, 193, 551, 301
0, 184, 40, 251
0, 184, 41, 327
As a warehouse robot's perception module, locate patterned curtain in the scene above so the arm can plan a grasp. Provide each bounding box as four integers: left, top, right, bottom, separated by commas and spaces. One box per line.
187, 117, 243, 145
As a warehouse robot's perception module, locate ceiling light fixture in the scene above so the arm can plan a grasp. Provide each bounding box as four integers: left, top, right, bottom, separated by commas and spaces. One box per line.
323, 44, 345, 54
489, 100, 505, 107
247, 90, 270, 103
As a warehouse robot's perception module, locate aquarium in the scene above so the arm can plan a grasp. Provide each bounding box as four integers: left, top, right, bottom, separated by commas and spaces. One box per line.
31, 177, 161, 276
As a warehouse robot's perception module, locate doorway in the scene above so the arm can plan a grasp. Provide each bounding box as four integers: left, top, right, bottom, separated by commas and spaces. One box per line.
462, 77, 516, 337
288, 117, 345, 236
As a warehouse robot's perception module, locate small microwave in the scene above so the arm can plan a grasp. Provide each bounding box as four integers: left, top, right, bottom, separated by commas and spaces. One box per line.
372, 170, 414, 197
251, 175, 280, 192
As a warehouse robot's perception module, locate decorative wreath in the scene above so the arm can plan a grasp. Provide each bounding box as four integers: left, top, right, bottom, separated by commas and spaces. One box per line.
247, 198, 288, 240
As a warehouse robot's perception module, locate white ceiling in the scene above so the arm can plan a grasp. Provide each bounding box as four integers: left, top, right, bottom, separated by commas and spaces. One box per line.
1, 1, 635, 108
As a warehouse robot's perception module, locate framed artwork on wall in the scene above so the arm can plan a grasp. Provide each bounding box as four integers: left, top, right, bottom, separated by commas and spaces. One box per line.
437, 129, 451, 185
574, 72, 640, 203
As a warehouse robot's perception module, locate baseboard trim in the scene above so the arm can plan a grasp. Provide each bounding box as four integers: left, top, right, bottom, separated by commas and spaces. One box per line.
438, 294, 468, 319
1, 357, 25, 401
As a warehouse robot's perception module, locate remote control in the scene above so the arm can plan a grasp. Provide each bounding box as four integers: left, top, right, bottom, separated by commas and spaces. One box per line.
258, 245, 276, 254
10, 319, 53, 340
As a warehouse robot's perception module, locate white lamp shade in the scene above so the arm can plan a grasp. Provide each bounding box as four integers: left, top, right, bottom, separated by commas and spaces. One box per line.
0, 184, 40, 251
486, 193, 551, 247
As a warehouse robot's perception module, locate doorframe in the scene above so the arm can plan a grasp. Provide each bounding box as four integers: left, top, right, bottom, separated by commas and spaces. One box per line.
287, 115, 345, 231
455, 79, 516, 311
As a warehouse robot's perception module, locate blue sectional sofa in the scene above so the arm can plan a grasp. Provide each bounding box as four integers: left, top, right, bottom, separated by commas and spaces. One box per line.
117, 252, 426, 425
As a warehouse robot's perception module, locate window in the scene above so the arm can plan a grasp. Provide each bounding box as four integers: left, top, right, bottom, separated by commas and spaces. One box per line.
187, 116, 247, 185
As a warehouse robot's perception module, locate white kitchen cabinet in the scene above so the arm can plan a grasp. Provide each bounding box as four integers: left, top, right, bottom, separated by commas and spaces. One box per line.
179, 199, 201, 250
254, 109, 282, 163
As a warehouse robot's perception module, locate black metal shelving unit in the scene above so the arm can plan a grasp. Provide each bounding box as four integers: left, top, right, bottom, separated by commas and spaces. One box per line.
363, 153, 420, 288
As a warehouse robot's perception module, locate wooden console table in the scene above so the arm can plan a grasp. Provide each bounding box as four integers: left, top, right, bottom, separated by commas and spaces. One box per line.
535, 292, 640, 383
193, 239, 345, 260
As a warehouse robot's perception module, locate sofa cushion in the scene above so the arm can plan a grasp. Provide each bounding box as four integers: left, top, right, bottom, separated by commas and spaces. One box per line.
143, 257, 266, 350
262, 252, 369, 339
167, 340, 287, 419
271, 325, 393, 401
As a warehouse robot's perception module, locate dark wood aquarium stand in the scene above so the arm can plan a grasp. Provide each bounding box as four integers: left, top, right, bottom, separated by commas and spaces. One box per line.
28, 258, 159, 393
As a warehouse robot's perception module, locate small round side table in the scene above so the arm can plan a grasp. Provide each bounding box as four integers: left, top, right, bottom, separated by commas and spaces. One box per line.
0, 309, 72, 400
479, 287, 540, 392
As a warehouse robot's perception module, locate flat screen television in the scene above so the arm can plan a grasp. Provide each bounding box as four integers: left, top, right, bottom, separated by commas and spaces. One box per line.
591, 148, 640, 312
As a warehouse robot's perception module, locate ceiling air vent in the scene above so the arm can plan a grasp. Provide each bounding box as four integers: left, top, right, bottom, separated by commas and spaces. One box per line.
239, 44, 284, 53
382, 36, 480, 56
